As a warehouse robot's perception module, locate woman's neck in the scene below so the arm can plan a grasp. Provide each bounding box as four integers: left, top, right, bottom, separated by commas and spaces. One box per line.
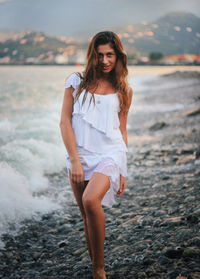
97, 72, 111, 81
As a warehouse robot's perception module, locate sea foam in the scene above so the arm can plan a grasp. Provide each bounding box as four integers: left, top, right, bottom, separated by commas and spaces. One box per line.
0, 112, 66, 247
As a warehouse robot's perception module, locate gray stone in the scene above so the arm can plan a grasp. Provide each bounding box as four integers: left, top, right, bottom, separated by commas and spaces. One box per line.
184, 196, 195, 203
149, 122, 167, 131
182, 247, 200, 258
73, 247, 87, 256
186, 107, 200, 117
5, 252, 13, 259
33, 252, 41, 260
188, 237, 200, 247
57, 224, 72, 233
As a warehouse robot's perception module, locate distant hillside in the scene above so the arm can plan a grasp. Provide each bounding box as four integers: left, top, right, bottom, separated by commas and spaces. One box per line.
0, 12, 199, 64
0, 30, 83, 64
111, 12, 200, 56
0, 29, 19, 42
70, 12, 200, 56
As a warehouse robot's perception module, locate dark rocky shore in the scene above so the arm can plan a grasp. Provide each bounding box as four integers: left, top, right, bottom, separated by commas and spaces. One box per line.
0, 71, 200, 279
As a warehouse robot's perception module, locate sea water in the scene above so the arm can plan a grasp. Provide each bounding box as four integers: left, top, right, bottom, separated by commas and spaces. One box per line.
0, 66, 78, 247
0, 65, 197, 247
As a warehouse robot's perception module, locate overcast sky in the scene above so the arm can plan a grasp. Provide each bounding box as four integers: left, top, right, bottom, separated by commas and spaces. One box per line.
0, 0, 200, 36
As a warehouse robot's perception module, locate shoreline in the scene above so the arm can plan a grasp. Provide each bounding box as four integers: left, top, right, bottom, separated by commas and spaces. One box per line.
0, 70, 200, 279
128, 65, 200, 76
0, 64, 200, 73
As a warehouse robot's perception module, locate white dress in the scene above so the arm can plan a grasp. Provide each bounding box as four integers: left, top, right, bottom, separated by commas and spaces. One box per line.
65, 73, 129, 208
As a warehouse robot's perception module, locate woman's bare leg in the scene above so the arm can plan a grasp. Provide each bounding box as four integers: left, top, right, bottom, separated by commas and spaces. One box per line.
82, 172, 110, 279
69, 176, 93, 260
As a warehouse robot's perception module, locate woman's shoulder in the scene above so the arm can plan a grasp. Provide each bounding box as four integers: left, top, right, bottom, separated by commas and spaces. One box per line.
65, 72, 83, 89
124, 84, 133, 110
128, 86, 133, 95
67, 71, 83, 82
126, 82, 133, 96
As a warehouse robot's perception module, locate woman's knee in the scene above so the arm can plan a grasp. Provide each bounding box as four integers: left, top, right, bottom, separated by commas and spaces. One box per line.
82, 194, 101, 214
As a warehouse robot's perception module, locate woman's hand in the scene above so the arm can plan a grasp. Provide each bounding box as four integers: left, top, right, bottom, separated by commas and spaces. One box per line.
70, 160, 85, 185
117, 175, 126, 197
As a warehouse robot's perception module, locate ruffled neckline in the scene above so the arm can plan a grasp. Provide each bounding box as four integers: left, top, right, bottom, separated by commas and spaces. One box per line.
88, 91, 117, 96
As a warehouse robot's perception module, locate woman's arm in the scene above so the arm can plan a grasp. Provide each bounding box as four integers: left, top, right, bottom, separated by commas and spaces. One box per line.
59, 87, 84, 184
117, 88, 133, 197
118, 88, 133, 147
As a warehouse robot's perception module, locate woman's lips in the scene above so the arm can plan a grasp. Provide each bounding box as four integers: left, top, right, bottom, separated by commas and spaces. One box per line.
102, 65, 110, 70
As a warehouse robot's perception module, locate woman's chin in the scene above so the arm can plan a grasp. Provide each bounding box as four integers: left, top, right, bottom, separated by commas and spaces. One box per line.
102, 69, 112, 74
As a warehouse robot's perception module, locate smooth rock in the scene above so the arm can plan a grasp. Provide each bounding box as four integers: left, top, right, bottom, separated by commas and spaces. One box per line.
57, 224, 72, 233
184, 196, 195, 203
112, 245, 128, 253
182, 247, 200, 258
119, 217, 137, 227
33, 252, 41, 260
187, 214, 199, 224
186, 107, 200, 117
176, 155, 196, 164
164, 247, 183, 259
188, 237, 200, 247
193, 208, 200, 215
149, 122, 167, 131
73, 247, 87, 256
57, 240, 69, 248
5, 252, 13, 259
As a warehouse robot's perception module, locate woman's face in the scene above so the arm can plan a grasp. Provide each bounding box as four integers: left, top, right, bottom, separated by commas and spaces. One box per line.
97, 43, 117, 74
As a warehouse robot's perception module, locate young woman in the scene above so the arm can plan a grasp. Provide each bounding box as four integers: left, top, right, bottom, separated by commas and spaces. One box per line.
60, 31, 133, 279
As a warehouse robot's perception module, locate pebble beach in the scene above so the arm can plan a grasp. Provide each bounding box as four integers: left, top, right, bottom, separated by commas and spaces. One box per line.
0, 68, 200, 279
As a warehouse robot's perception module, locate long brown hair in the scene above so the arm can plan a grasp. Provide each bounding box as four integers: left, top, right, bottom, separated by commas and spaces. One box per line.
76, 31, 129, 112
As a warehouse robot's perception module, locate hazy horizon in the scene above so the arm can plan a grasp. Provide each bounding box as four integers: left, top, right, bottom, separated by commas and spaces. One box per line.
0, 0, 200, 37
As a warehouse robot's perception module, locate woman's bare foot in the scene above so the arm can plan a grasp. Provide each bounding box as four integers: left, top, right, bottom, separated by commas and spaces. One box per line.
93, 267, 106, 279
